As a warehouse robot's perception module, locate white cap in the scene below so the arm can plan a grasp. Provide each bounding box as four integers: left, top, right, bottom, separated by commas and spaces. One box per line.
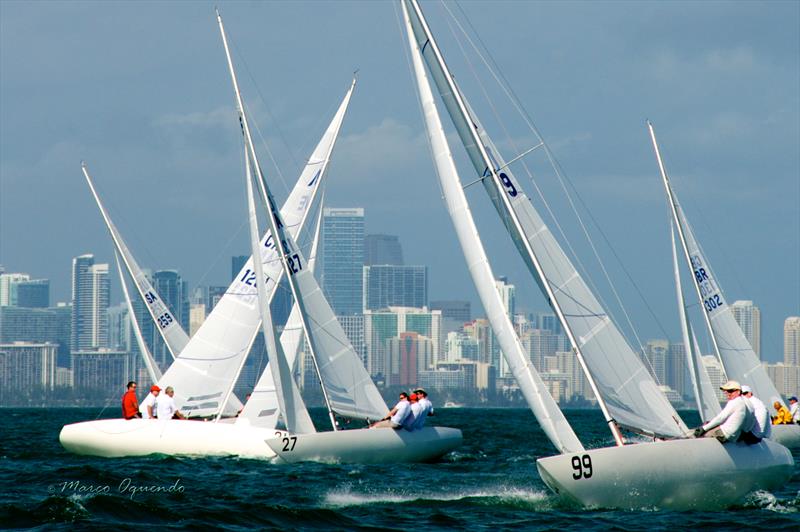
741, 385, 752, 394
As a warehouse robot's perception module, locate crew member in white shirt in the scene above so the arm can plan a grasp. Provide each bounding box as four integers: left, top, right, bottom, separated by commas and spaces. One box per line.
789, 396, 800, 424
741, 385, 771, 441
371, 392, 412, 429
694, 380, 753, 443
139, 385, 161, 419
411, 388, 434, 430
156, 386, 185, 420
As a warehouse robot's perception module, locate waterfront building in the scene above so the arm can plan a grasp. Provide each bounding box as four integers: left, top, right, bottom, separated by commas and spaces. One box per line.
364, 234, 403, 266
0, 342, 58, 401
731, 300, 761, 359
71, 349, 137, 399
0, 272, 30, 306
784, 316, 800, 366
765, 362, 800, 399
0, 304, 71, 366
363, 264, 427, 311
321, 208, 364, 316
70, 255, 110, 352
14, 279, 49, 308
364, 306, 442, 379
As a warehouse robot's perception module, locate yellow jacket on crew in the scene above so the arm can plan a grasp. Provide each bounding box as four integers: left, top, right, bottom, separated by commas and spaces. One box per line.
772, 405, 793, 425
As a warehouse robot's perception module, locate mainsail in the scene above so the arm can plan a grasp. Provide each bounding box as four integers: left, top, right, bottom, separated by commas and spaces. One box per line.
82, 163, 189, 362
403, 0, 687, 439
401, 0, 582, 453
649, 121, 784, 408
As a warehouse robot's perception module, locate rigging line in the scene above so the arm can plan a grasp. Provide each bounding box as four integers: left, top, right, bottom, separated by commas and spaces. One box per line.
229, 30, 299, 187
441, 5, 615, 329
443, 8, 678, 400
444, 3, 640, 342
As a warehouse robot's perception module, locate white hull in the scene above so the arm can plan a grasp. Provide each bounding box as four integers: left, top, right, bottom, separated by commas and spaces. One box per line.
772, 424, 800, 448
536, 438, 793, 510
266, 426, 462, 464
60, 419, 284, 459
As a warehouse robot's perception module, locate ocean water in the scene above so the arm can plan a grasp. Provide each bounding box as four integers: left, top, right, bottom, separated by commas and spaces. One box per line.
1, 407, 799, 530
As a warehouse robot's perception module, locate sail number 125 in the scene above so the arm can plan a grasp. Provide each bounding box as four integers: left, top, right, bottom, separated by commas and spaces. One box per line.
571, 454, 593, 480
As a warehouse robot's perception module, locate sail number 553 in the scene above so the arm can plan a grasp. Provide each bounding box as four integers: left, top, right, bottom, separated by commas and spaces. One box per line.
571, 454, 593, 479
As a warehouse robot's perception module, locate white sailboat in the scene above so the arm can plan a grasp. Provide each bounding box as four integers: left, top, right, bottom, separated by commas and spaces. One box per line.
60, 51, 354, 460
648, 121, 800, 448
402, 0, 792, 509
220, 8, 462, 463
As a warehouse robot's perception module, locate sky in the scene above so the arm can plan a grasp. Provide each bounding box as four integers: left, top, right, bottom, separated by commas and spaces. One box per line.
1, 0, 798, 361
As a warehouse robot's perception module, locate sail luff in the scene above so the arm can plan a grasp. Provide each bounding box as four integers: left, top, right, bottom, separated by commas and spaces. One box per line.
244, 147, 315, 433
402, 1, 583, 453
404, 0, 626, 444
81, 163, 189, 361
114, 250, 162, 383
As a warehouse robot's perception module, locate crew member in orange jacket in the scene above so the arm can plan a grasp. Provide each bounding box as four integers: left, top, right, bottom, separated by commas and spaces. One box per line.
121, 381, 140, 419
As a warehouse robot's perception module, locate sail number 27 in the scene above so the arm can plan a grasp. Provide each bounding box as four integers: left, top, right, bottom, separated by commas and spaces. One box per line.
571, 454, 593, 480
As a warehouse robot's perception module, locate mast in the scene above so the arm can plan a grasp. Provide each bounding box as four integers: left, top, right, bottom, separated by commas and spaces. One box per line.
216, 9, 338, 431
405, 0, 623, 445
647, 121, 725, 368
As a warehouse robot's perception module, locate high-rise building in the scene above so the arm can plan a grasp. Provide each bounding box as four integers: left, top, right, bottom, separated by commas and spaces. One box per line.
363, 265, 427, 311
784, 317, 800, 366
463, 318, 492, 365
445, 331, 480, 362
231, 255, 248, 282
364, 234, 403, 266
0, 342, 58, 402
70, 255, 110, 352
150, 270, 189, 366
765, 362, 800, 399
71, 349, 137, 400
364, 306, 442, 379
321, 208, 364, 316
522, 328, 565, 371
493, 277, 515, 377
15, 279, 50, 308
431, 300, 471, 327
0, 304, 71, 366
0, 273, 30, 306
666, 342, 687, 399
642, 339, 669, 386
107, 303, 131, 352
731, 300, 761, 359
386, 332, 433, 387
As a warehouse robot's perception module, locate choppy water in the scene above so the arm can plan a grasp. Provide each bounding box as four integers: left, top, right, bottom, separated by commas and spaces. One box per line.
1, 407, 799, 530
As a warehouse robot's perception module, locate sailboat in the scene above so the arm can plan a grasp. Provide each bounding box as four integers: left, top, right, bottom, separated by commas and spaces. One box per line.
401, 0, 792, 509
648, 121, 800, 448
60, 63, 354, 459
219, 8, 462, 463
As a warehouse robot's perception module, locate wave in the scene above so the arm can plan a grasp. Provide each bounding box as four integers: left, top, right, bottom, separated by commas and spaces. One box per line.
323, 486, 555, 511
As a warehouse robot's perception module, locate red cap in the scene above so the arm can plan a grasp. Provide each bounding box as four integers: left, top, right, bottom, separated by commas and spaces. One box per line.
410, 393, 418, 402
150, 385, 161, 392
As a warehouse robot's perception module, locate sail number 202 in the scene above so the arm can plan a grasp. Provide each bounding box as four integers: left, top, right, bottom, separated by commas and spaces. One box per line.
571, 454, 593, 480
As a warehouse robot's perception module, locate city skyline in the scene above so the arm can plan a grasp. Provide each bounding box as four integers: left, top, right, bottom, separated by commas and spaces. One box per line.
1, 1, 798, 359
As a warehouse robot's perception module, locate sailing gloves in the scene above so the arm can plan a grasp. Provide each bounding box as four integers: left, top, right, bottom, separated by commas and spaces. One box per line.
693, 426, 706, 438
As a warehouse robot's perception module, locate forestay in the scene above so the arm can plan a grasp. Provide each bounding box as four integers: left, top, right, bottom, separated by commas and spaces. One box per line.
83, 164, 189, 361
401, 0, 582, 453
403, 0, 687, 439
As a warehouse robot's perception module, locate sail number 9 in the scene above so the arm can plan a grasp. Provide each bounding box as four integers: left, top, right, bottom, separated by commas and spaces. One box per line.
571, 454, 593, 480
499, 172, 518, 197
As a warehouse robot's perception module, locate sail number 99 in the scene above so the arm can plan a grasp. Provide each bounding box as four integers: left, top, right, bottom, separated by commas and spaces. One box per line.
571, 454, 593, 480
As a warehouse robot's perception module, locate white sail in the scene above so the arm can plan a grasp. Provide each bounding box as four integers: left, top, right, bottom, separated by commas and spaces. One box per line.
237, 197, 325, 428
671, 220, 720, 421
403, 0, 687, 439
401, 1, 582, 453
82, 163, 189, 361
244, 148, 316, 434
649, 122, 784, 408
113, 250, 162, 383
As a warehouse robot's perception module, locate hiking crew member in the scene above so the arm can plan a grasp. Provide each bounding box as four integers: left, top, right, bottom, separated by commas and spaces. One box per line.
121, 381, 140, 420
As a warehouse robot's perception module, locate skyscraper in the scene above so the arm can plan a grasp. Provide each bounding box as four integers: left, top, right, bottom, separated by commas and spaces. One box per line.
784, 316, 800, 366
0, 273, 30, 306
363, 265, 427, 311
493, 277, 515, 377
321, 208, 364, 316
731, 300, 761, 359
364, 234, 403, 266
15, 279, 50, 308
231, 255, 248, 282
150, 270, 189, 366
70, 255, 110, 352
